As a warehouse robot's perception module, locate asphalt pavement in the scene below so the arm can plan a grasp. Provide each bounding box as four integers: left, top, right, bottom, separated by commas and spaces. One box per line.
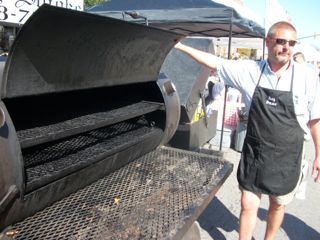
197, 137, 320, 240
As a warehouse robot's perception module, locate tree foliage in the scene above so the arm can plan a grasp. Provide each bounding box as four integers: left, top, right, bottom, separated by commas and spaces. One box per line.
84, 0, 108, 8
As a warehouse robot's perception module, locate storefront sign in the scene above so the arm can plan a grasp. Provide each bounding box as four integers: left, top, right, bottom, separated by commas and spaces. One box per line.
0, 0, 83, 26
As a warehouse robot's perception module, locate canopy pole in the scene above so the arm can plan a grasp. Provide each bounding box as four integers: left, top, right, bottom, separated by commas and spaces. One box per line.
219, 10, 233, 151
262, 38, 266, 60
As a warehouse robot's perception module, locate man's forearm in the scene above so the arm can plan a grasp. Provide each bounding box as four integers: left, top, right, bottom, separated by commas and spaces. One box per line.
174, 42, 220, 70
309, 118, 320, 182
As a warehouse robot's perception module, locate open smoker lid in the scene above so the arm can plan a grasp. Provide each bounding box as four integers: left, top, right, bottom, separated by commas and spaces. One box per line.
161, 37, 214, 122
87, 0, 265, 38
1, 5, 182, 99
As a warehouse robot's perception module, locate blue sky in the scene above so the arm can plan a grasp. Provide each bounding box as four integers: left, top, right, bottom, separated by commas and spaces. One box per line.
243, 0, 320, 46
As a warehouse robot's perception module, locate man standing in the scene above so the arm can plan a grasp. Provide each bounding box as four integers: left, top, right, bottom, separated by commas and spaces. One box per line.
175, 21, 320, 240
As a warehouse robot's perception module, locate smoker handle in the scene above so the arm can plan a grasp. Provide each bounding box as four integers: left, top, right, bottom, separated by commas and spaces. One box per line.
200, 90, 208, 127
0, 106, 5, 127
0, 185, 19, 214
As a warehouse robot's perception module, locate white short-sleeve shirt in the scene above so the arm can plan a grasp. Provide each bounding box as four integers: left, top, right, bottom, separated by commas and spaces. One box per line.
217, 59, 320, 139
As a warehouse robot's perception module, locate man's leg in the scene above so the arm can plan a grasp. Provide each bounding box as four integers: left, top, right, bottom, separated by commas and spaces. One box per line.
264, 154, 305, 240
264, 197, 285, 240
239, 190, 261, 240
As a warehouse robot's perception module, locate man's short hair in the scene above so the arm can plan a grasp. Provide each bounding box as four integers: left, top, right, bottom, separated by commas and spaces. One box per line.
267, 21, 297, 38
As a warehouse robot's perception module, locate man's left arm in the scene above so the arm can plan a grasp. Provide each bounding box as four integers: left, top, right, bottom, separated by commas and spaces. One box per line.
309, 118, 320, 183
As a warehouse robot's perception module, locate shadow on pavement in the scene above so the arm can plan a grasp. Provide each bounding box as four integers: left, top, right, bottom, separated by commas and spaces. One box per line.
198, 197, 239, 240
258, 208, 320, 240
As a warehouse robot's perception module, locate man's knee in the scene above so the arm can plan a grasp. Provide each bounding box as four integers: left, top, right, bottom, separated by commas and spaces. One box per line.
269, 197, 285, 211
241, 190, 261, 210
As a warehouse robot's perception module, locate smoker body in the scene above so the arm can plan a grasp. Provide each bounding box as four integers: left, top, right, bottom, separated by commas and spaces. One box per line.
0, 6, 232, 239
0, 5, 181, 229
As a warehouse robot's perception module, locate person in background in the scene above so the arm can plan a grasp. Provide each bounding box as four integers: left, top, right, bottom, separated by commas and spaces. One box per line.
205, 69, 225, 118
207, 69, 225, 101
292, 51, 305, 63
174, 21, 320, 240
293, 51, 319, 77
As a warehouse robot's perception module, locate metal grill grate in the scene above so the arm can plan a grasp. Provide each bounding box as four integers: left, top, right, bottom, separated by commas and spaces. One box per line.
17, 101, 163, 148
4, 147, 232, 240
23, 120, 163, 191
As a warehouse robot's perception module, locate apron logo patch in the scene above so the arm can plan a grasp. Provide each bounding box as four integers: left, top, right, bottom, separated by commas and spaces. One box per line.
266, 96, 277, 106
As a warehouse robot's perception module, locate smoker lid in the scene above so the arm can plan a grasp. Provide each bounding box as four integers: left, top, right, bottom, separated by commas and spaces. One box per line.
1, 5, 183, 99
161, 38, 214, 122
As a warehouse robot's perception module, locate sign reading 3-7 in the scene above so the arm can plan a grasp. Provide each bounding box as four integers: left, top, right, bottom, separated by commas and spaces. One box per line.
0, 0, 83, 26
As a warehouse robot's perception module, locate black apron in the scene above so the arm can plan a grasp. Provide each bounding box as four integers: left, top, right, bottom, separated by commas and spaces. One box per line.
237, 64, 304, 195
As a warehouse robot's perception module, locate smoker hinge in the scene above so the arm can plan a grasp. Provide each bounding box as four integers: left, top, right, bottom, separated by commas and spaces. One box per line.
0, 185, 19, 214
199, 90, 208, 127
0, 106, 5, 128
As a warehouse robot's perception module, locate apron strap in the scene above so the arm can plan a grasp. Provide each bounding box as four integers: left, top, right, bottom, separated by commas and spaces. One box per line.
257, 63, 266, 86
290, 64, 294, 92
257, 62, 295, 92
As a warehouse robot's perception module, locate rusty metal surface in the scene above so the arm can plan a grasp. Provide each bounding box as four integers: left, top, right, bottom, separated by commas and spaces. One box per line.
2, 147, 232, 240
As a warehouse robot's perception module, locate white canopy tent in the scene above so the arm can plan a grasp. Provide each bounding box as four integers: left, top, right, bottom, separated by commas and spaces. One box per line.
87, 0, 265, 39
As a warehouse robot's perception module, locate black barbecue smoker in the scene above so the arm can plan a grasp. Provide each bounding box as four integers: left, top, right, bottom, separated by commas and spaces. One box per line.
0, 5, 232, 239
161, 37, 218, 151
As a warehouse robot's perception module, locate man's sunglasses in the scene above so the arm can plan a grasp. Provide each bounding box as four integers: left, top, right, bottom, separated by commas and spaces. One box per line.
272, 38, 297, 47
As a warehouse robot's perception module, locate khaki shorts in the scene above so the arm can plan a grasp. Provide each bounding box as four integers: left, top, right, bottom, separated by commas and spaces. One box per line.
241, 142, 307, 205
241, 170, 302, 205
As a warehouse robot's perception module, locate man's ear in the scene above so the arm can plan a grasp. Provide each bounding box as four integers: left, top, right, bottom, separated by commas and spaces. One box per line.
265, 37, 271, 47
